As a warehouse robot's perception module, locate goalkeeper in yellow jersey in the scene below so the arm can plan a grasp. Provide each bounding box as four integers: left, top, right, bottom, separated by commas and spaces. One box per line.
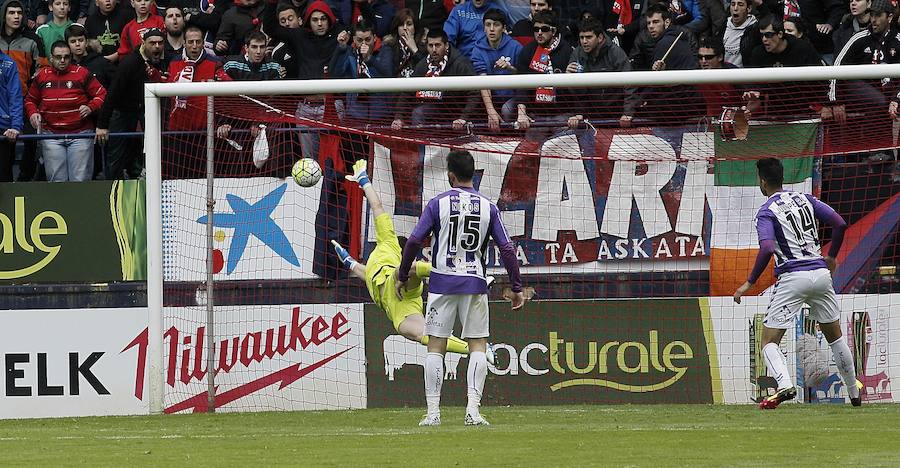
332, 160, 489, 361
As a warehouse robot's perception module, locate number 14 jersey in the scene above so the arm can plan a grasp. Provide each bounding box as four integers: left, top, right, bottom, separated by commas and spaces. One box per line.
756, 191, 835, 276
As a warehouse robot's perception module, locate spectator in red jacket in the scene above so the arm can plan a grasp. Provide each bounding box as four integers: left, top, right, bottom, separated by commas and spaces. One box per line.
166, 25, 228, 177
25, 40, 106, 181
118, 0, 165, 57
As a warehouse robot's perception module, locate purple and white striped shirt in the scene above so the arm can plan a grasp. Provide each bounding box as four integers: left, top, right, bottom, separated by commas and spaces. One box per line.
398, 187, 522, 294
748, 191, 846, 282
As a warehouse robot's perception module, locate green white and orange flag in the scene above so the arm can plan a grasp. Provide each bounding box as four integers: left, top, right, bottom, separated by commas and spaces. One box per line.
708, 122, 818, 296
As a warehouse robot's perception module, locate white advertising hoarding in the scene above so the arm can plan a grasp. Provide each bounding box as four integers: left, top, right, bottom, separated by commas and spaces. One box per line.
0, 308, 150, 419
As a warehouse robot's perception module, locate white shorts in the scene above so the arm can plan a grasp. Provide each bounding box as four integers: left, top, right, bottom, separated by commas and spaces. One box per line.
424, 292, 489, 339
764, 268, 840, 329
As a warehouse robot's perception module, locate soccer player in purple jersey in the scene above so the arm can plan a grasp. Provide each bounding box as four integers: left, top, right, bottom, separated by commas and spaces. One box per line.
734, 158, 861, 409
396, 150, 525, 427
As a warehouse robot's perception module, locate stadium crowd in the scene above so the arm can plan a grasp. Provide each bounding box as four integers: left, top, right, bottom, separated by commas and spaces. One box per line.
0, 0, 897, 181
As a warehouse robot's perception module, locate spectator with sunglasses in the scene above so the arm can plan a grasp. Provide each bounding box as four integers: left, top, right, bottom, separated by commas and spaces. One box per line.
510, 10, 573, 139
746, 15, 835, 121
695, 36, 745, 117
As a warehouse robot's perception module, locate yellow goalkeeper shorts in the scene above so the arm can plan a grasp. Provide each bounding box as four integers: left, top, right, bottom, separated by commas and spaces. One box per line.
365, 213, 423, 330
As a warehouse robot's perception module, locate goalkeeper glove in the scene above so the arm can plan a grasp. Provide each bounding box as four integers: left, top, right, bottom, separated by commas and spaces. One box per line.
345, 159, 371, 188
331, 240, 358, 270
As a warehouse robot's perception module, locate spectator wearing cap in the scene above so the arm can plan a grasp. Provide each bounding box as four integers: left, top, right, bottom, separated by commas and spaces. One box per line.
833, 0, 871, 53
96, 27, 166, 179
834, 0, 900, 130
118, 0, 165, 57
565, 18, 637, 128
510, 10, 573, 140
0, 0, 44, 181
511, 0, 552, 45
444, 0, 507, 60
85, 0, 134, 62
270, 4, 300, 78
0, 48, 22, 182
215, 0, 264, 57
391, 29, 478, 131
262, 0, 340, 159
471, 8, 521, 130
162, 6, 184, 69
36, 0, 73, 57
26, 40, 106, 182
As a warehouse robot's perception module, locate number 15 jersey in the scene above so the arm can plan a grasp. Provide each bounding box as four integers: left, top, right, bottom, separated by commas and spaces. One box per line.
410, 187, 514, 294
756, 191, 837, 276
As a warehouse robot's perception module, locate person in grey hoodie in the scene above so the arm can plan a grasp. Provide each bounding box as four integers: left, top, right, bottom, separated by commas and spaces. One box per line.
723, 0, 756, 67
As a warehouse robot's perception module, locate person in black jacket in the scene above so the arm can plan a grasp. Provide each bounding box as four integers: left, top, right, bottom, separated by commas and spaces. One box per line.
67, 24, 115, 86
215, 0, 263, 56
632, 3, 704, 125
263, 0, 340, 159
391, 29, 478, 131
381, 8, 426, 77
270, 4, 299, 78
511, 10, 573, 140
95, 28, 166, 179
746, 15, 834, 121
84, 0, 134, 62
834, 0, 899, 132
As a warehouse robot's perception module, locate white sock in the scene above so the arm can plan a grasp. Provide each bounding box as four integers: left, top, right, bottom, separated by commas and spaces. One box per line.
828, 336, 860, 399
424, 352, 444, 416
467, 351, 487, 415
763, 343, 792, 390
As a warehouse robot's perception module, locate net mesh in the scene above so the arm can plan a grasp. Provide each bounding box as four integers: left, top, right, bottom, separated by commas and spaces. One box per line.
157, 76, 899, 411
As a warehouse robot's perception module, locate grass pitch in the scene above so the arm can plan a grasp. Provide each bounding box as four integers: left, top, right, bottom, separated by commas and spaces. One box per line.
2, 404, 899, 466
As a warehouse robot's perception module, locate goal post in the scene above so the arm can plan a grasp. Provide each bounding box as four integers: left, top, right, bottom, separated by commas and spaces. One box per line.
143, 64, 900, 413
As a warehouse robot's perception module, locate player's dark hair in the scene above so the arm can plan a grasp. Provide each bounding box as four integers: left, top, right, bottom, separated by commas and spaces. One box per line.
757, 14, 784, 33
482, 8, 507, 26
447, 150, 475, 182
757, 158, 784, 187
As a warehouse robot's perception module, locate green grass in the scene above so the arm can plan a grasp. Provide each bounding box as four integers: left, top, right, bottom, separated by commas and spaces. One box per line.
2, 405, 899, 466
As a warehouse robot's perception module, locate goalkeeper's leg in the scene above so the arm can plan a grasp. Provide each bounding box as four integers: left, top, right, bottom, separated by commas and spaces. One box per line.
398, 314, 469, 355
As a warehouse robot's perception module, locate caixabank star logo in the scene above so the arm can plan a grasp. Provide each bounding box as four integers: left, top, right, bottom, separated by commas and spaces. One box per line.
196, 183, 300, 275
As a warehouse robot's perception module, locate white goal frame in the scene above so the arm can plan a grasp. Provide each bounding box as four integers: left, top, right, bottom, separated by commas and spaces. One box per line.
143, 64, 900, 414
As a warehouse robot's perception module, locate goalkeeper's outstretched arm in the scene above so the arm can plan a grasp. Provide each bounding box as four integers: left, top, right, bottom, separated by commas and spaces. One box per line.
345, 159, 386, 218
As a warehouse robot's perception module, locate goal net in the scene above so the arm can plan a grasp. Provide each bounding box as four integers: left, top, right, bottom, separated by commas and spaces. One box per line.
144, 65, 900, 413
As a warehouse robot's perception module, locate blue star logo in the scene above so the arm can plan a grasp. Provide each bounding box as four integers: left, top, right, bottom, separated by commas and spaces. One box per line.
197, 183, 300, 274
